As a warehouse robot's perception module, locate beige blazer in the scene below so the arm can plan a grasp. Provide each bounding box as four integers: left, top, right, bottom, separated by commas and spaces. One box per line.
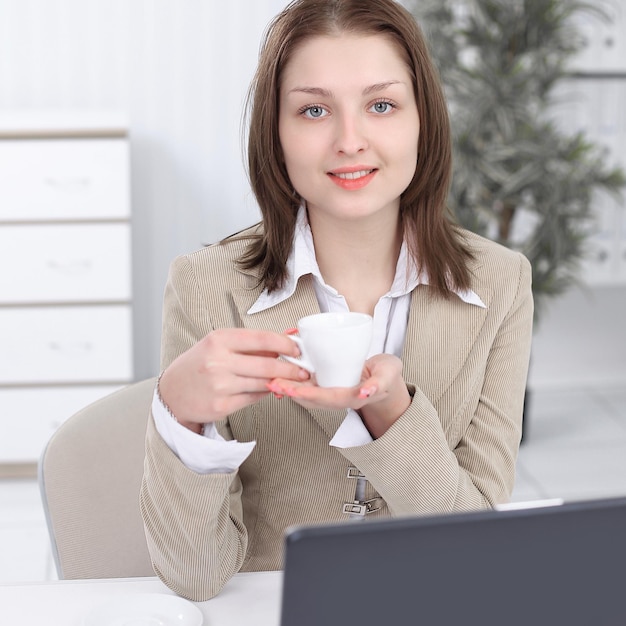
141, 228, 533, 601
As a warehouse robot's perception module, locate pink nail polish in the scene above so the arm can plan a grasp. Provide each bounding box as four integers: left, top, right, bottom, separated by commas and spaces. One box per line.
359, 386, 374, 399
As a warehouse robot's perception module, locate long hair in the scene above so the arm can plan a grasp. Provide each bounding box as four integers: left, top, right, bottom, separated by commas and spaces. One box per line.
238, 0, 473, 296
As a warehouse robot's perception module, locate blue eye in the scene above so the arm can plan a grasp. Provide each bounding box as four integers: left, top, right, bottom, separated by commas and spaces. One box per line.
370, 101, 394, 114
303, 106, 327, 119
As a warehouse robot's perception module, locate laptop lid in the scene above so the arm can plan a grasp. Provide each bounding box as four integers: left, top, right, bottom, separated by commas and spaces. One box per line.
280, 496, 626, 626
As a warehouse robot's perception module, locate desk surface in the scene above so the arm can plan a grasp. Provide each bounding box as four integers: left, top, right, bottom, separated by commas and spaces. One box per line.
0, 571, 283, 625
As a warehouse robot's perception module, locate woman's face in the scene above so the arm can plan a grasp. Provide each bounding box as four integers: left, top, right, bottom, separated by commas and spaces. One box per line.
278, 33, 420, 225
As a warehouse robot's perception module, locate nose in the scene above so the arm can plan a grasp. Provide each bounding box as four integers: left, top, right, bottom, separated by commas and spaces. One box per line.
332, 112, 368, 156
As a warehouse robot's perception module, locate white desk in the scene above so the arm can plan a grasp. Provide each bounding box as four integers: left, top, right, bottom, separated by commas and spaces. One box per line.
0, 571, 283, 625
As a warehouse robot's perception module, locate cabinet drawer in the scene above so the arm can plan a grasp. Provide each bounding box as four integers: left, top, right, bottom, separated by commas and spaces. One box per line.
0, 223, 131, 303
0, 139, 129, 221
0, 385, 124, 463
0, 306, 133, 384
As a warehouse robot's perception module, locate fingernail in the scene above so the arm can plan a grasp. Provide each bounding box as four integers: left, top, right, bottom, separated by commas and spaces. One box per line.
274, 393, 284, 400
266, 382, 280, 393
358, 386, 375, 399
298, 369, 310, 380
285, 328, 299, 335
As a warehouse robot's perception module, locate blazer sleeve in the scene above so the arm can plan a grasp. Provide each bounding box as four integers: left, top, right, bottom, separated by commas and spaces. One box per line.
339, 252, 533, 514
140, 255, 248, 601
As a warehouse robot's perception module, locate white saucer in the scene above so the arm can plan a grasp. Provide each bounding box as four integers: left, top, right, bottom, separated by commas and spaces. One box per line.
83, 592, 203, 626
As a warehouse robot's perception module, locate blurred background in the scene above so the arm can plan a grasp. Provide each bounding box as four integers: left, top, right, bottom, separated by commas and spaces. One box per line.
0, 0, 624, 583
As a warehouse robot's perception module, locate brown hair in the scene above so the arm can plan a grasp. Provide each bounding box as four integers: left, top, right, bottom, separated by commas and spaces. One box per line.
237, 0, 473, 296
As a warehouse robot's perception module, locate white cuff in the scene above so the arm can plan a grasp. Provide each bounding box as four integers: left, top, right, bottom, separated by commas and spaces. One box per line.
151, 389, 256, 474
329, 409, 373, 448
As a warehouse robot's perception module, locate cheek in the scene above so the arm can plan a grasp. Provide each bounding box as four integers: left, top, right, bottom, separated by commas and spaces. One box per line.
278, 128, 308, 194
392, 127, 419, 178
279, 141, 301, 183
393, 141, 419, 195
279, 123, 304, 171
279, 130, 324, 191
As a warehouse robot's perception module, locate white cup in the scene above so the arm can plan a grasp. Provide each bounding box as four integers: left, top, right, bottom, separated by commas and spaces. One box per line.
282, 312, 373, 388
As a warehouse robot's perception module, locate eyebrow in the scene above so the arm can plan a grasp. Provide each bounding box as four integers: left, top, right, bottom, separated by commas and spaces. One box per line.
288, 80, 403, 97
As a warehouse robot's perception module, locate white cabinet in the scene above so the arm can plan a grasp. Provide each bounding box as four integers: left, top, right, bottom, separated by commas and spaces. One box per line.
619, 208, 626, 278
570, 2, 626, 73
563, 6, 626, 286
0, 114, 134, 469
577, 78, 626, 286
0, 306, 133, 384
0, 139, 130, 221
554, 75, 626, 286
0, 224, 131, 303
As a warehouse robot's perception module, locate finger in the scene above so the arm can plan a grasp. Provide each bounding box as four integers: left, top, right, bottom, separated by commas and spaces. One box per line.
358, 384, 378, 399
230, 353, 310, 381
210, 373, 295, 397
355, 373, 379, 399
213, 328, 301, 357
187, 386, 272, 423
268, 379, 360, 406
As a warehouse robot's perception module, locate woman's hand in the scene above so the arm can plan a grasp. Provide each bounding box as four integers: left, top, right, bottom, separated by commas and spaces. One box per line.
158, 328, 310, 432
267, 354, 411, 439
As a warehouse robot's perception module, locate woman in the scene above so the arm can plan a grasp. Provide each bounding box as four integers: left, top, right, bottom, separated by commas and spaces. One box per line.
141, 0, 533, 601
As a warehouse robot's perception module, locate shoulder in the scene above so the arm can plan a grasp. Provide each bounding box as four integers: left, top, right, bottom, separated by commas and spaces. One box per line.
164, 224, 264, 311
188, 223, 261, 267
459, 229, 532, 306
163, 225, 265, 328
170, 224, 262, 282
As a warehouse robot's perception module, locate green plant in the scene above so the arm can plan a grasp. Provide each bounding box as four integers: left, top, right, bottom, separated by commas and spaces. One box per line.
406, 0, 626, 320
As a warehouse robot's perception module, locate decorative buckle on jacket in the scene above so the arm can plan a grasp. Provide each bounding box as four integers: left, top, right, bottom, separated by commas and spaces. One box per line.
342, 498, 383, 516
346, 466, 365, 479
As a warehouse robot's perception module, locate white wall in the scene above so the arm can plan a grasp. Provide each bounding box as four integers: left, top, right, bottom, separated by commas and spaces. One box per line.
531, 0, 626, 390
529, 286, 626, 390
0, 0, 624, 387
0, 0, 289, 376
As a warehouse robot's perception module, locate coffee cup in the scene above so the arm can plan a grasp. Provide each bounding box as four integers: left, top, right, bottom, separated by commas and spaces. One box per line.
282, 312, 373, 387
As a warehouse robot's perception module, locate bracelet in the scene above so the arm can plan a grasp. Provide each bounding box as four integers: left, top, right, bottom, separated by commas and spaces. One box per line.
156, 370, 206, 436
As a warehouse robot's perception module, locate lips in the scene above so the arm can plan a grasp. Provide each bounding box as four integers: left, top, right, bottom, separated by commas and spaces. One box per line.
327, 167, 378, 190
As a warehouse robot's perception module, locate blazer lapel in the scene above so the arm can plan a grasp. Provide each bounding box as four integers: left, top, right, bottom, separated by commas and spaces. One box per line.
402, 284, 490, 403
227, 237, 492, 442
231, 273, 320, 332
232, 269, 490, 441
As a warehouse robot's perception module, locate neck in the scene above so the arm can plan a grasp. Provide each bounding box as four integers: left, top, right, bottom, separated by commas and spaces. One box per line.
308, 209, 403, 314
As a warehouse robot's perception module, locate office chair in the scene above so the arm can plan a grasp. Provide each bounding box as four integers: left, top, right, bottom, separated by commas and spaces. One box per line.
38, 377, 157, 579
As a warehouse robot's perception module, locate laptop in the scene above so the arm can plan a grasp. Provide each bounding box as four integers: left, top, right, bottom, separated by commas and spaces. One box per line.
280, 496, 626, 626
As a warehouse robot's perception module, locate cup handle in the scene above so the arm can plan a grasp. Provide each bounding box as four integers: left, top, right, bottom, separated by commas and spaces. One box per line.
281, 335, 315, 374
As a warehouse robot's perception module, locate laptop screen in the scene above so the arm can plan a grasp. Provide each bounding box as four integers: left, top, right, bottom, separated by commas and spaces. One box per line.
280, 497, 626, 626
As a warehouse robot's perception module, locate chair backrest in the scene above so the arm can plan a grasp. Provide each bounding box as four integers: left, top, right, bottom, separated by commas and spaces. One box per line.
38, 377, 156, 579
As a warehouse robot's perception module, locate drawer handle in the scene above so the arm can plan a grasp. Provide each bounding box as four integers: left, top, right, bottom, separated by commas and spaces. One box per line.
44, 177, 92, 192
596, 250, 609, 263
46, 259, 93, 275
48, 341, 94, 356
